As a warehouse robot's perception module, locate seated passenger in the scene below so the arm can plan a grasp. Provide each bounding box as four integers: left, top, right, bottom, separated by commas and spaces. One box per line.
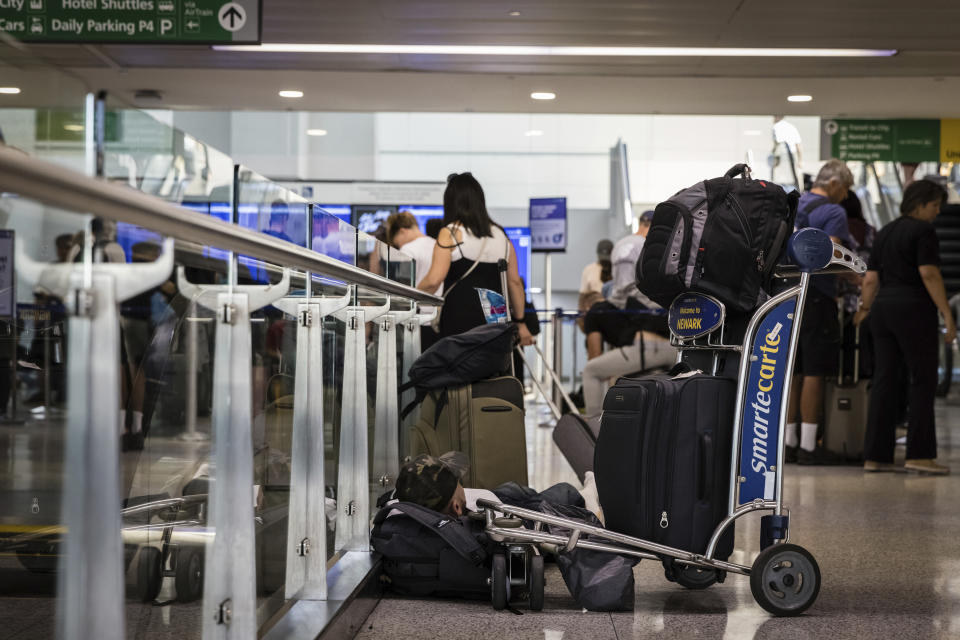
580, 211, 677, 416
577, 240, 613, 333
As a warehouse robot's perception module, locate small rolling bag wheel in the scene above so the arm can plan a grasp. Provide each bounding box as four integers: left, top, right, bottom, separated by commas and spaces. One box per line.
750, 543, 821, 616
528, 554, 544, 611
136, 546, 163, 603
491, 553, 508, 610
175, 547, 204, 602
663, 559, 721, 590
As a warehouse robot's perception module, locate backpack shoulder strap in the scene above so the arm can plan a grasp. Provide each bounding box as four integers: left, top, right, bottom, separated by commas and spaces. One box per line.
377, 501, 486, 564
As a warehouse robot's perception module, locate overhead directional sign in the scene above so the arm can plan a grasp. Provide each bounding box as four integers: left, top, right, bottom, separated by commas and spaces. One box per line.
0, 0, 260, 44
822, 119, 941, 163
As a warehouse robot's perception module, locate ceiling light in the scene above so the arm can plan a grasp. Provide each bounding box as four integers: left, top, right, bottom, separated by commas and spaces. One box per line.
63, 124, 84, 132
0, 87, 21, 94
524, 129, 544, 137
787, 94, 813, 102
743, 129, 763, 136
215, 44, 897, 58
307, 128, 328, 136
530, 92, 556, 100
509, 10, 521, 16
279, 90, 304, 98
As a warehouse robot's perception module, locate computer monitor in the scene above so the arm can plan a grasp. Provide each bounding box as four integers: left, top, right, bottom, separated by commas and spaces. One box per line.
316, 204, 353, 224
353, 205, 396, 234
504, 226, 532, 289
398, 205, 444, 233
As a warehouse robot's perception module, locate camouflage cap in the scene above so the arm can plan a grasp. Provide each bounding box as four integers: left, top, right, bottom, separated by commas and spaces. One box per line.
396, 454, 459, 512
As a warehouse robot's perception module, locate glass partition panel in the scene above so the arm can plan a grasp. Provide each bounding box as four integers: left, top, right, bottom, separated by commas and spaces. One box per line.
250, 262, 302, 621
119, 237, 221, 639
355, 282, 390, 528
0, 194, 91, 639
0, 64, 93, 172
356, 231, 385, 278
101, 108, 231, 207
236, 166, 309, 249
386, 245, 416, 287
311, 207, 357, 268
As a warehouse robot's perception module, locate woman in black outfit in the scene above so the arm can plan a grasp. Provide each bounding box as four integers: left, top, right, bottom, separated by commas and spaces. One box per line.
856, 179, 954, 474
417, 173, 535, 345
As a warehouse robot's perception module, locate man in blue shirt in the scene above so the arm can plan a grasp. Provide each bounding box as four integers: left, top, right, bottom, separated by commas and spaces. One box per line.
787, 159, 855, 465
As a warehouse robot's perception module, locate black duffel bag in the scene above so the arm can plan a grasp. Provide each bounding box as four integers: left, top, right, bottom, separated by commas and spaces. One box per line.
636, 163, 799, 313
400, 322, 516, 418
372, 501, 492, 598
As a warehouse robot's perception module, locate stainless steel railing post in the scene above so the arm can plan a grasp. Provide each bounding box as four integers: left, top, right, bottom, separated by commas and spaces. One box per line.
552, 309, 564, 408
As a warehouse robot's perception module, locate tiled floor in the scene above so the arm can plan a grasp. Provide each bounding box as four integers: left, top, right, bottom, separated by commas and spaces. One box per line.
356, 398, 960, 640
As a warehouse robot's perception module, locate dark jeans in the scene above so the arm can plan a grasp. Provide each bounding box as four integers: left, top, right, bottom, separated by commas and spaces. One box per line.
864, 296, 939, 462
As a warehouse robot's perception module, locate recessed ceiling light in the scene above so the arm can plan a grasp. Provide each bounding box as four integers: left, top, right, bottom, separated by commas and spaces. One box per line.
216, 44, 897, 58
509, 10, 521, 16
63, 124, 84, 132
531, 92, 556, 100
743, 129, 763, 136
787, 94, 813, 102
0, 87, 21, 94
524, 129, 544, 137
279, 90, 304, 98
307, 128, 328, 136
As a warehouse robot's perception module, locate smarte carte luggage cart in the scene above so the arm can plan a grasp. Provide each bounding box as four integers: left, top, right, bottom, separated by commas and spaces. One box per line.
478, 228, 866, 616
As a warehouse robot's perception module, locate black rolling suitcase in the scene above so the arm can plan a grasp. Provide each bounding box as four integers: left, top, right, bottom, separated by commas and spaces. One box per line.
594, 373, 736, 560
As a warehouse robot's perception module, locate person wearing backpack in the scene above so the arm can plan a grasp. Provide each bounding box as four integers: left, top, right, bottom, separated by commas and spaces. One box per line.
416, 172, 535, 346
785, 159, 856, 465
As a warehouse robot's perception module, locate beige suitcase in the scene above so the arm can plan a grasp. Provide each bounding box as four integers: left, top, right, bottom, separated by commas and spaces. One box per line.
409, 376, 528, 489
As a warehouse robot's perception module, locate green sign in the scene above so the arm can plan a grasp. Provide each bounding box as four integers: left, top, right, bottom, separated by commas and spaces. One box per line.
0, 0, 259, 44
824, 119, 940, 163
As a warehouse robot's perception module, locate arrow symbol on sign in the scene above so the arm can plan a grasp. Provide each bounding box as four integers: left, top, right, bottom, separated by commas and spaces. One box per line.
187, 21, 199, 28
223, 6, 242, 27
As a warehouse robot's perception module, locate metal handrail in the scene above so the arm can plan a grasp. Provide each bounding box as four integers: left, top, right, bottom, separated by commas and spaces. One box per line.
0, 147, 443, 305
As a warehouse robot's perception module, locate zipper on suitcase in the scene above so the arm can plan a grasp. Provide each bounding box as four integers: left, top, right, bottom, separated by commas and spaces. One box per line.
641, 382, 660, 540
725, 194, 751, 239
659, 379, 682, 539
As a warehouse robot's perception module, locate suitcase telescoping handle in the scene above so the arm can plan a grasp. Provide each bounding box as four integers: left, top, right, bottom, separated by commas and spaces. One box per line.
498, 257, 516, 377
725, 163, 752, 179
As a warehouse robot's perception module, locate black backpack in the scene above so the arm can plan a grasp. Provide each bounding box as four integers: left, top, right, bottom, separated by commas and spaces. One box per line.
371, 502, 491, 598
636, 164, 799, 313
400, 322, 516, 418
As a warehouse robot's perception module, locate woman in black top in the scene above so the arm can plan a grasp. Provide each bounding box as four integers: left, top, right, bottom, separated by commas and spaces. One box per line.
855, 179, 954, 474
417, 173, 535, 345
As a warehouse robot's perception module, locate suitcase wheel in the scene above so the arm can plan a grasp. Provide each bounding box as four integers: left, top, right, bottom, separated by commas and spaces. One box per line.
490, 553, 508, 610
662, 559, 721, 590
136, 546, 163, 603
527, 554, 544, 611
749, 543, 821, 616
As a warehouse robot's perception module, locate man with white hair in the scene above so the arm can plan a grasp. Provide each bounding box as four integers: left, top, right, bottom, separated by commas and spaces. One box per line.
786, 159, 855, 465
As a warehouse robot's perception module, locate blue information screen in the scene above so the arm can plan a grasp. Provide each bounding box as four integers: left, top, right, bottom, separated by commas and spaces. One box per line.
529, 197, 567, 252
504, 226, 532, 288
316, 204, 352, 224
399, 204, 444, 233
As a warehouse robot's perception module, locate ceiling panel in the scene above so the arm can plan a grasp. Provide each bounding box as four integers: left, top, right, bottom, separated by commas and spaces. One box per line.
1, 0, 959, 113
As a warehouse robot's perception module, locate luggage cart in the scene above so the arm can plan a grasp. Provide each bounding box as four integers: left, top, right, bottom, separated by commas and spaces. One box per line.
478, 228, 866, 616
